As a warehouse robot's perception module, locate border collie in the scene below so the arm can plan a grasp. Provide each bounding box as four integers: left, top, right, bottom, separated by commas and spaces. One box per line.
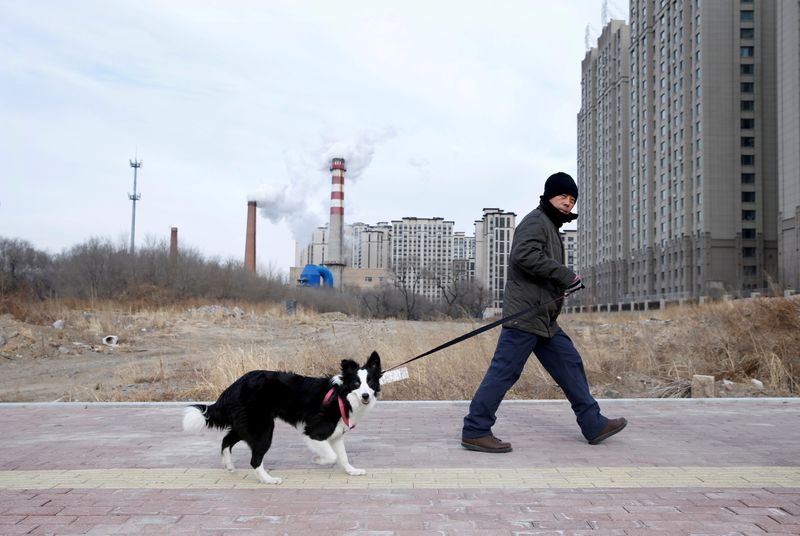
182, 351, 381, 484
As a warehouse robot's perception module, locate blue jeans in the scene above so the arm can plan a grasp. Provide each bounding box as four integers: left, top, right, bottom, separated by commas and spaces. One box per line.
462, 327, 608, 441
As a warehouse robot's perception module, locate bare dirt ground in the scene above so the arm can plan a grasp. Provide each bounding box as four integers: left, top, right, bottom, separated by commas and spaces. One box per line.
0, 303, 783, 402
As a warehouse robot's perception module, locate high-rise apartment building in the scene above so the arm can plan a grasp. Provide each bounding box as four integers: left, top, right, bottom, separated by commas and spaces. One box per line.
629, 0, 777, 299
577, 19, 631, 304
390, 217, 454, 302
453, 231, 476, 281
348, 222, 392, 269
777, 0, 800, 291
579, 1, 780, 304
474, 208, 516, 312
562, 229, 578, 274
295, 226, 330, 267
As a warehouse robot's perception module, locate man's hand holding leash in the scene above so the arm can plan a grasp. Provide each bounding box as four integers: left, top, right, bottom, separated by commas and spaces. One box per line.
565, 275, 585, 296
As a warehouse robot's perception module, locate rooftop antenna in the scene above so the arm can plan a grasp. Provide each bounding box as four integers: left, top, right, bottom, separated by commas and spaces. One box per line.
128, 156, 142, 255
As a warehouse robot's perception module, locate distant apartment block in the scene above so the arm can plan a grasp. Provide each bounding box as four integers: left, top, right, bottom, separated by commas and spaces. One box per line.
295, 226, 330, 267
390, 217, 454, 302
348, 222, 392, 270
577, 19, 630, 304
453, 231, 476, 281
562, 229, 578, 274
579, 1, 783, 304
474, 208, 516, 312
293, 210, 518, 311
777, 0, 800, 291
293, 223, 391, 289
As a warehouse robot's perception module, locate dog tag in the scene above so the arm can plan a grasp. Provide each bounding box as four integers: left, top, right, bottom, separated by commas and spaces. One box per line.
380, 367, 409, 385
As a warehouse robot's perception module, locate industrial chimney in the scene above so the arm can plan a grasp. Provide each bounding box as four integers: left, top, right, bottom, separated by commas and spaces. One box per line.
169, 227, 178, 260
245, 201, 257, 273
327, 158, 346, 289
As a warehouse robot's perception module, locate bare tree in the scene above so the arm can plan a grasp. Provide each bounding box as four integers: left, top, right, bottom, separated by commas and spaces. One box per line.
391, 257, 423, 320
56, 237, 128, 303
430, 260, 490, 318
0, 237, 52, 297
360, 283, 405, 318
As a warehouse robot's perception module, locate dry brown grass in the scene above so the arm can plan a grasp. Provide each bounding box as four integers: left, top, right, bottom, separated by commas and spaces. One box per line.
180, 323, 562, 402
186, 296, 800, 401
567, 296, 800, 396
3, 295, 798, 401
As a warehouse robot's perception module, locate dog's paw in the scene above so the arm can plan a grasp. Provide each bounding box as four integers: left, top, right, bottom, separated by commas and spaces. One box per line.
222, 450, 235, 472
312, 455, 337, 465
255, 467, 283, 484
344, 466, 366, 476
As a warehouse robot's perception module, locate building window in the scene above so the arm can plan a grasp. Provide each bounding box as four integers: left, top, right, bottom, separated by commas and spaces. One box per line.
742, 210, 756, 221
743, 228, 756, 239
741, 154, 755, 166
740, 28, 754, 39
741, 118, 755, 129
742, 173, 755, 183
743, 247, 756, 258
741, 137, 755, 147
741, 64, 754, 75
740, 11, 754, 22
740, 82, 754, 93
740, 46, 754, 57
742, 191, 756, 202
743, 265, 757, 276
741, 100, 755, 111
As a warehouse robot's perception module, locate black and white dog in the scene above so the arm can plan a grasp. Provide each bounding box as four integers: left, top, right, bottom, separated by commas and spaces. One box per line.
182, 351, 381, 484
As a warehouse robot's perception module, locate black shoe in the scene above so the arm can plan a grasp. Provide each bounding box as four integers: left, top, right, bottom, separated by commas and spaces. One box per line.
589, 417, 627, 445
461, 435, 512, 453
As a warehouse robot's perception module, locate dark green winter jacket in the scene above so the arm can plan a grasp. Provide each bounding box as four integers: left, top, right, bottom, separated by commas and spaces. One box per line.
502, 204, 577, 337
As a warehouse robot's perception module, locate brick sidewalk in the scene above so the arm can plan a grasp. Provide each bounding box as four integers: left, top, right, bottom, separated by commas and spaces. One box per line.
1, 399, 799, 535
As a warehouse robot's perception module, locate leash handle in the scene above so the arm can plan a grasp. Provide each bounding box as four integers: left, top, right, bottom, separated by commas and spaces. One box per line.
383, 287, 580, 374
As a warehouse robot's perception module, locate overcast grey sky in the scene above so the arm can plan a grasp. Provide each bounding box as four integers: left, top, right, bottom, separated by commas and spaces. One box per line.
0, 0, 628, 276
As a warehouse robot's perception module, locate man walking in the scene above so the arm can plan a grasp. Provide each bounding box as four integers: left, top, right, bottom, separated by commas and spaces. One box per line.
461, 172, 627, 453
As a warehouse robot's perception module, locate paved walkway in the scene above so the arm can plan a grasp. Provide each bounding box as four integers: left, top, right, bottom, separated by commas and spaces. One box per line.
1, 399, 799, 535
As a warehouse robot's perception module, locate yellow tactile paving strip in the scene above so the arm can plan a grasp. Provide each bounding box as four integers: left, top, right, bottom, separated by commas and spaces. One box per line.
1, 466, 798, 490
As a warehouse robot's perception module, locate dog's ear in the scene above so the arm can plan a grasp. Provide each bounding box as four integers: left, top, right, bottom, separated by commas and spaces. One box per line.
340, 359, 359, 375
366, 351, 381, 371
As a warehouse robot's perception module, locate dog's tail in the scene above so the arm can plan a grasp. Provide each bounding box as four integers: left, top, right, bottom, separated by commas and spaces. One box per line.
183, 402, 231, 433
182, 404, 210, 433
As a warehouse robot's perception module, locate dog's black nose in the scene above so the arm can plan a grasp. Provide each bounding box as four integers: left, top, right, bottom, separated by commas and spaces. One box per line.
361, 393, 370, 401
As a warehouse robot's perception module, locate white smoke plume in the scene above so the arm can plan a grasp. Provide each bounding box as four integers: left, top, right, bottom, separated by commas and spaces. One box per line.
249, 127, 398, 244
318, 127, 398, 182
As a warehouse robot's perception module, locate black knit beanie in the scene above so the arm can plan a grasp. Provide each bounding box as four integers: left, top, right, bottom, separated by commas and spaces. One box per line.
541, 172, 579, 200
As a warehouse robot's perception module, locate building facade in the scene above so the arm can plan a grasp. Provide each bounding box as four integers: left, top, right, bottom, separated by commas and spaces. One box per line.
579, 1, 781, 305
577, 19, 631, 304
562, 229, 578, 274
629, 0, 777, 299
348, 222, 392, 270
474, 208, 516, 312
295, 226, 330, 268
453, 231, 476, 281
390, 217, 455, 302
777, 0, 800, 291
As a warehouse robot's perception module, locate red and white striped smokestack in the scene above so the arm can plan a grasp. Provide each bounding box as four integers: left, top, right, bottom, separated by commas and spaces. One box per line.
327, 157, 346, 289
245, 201, 257, 273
